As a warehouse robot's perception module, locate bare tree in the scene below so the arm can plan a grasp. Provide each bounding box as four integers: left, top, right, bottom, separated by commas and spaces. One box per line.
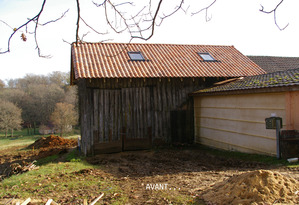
0, 100, 22, 137
0, 0, 289, 56
50, 102, 78, 137
0, 80, 5, 89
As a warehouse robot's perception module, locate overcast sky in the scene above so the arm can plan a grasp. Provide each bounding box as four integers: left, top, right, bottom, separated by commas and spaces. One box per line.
1, 0, 299, 82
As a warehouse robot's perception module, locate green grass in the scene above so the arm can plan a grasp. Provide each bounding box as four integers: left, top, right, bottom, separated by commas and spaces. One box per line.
35, 155, 60, 166
0, 161, 128, 203
65, 149, 84, 162
0, 135, 41, 150
0, 132, 128, 204
0, 129, 80, 151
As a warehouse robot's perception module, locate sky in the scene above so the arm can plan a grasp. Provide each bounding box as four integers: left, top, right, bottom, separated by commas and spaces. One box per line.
0, 0, 299, 82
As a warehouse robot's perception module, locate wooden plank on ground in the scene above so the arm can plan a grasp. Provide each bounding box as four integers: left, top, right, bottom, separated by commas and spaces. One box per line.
20, 198, 31, 205
89, 193, 104, 205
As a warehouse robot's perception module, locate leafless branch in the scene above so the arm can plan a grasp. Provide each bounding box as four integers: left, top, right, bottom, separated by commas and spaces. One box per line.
156, 0, 184, 27
93, 0, 107, 7
161, 0, 184, 20
0, 20, 13, 30
0, 0, 66, 57
260, 0, 288, 31
191, 0, 216, 22
76, 0, 80, 43
62, 39, 72, 45
80, 17, 108, 35
104, 0, 130, 34
131, 0, 163, 41
34, 0, 51, 58
38, 9, 69, 26
81, 32, 90, 41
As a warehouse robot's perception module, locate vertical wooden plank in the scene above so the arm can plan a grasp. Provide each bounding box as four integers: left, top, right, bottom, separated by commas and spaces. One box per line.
113, 90, 118, 141
172, 79, 178, 109
147, 87, 153, 140
126, 88, 131, 139
88, 88, 93, 154
117, 89, 121, 141
109, 90, 114, 142
166, 82, 172, 142
160, 80, 166, 140
154, 85, 159, 139
157, 82, 163, 138
133, 88, 137, 139
143, 87, 147, 139
104, 89, 109, 142
121, 88, 126, 146
99, 89, 104, 143
93, 89, 99, 143
138, 87, 142, 138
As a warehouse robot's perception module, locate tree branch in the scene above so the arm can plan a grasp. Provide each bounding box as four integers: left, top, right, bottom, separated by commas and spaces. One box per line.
37, 9, 69, 26
80, 17, 108, 35
0, 0, 66, 57
0, 20, 13, 30
76, 0, 80, 43
260, 0, 289, 31
191, 0, 216, 22
131, 0, 163, 41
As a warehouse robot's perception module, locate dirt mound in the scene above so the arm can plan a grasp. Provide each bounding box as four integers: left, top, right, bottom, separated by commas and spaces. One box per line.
202, 170, 299, 205
27, 135, 77, 149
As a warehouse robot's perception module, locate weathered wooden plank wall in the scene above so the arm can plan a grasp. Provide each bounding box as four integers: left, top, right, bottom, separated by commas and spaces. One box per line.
79, 77, 218, 155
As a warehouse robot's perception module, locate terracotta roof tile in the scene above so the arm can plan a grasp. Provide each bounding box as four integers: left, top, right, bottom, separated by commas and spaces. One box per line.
71, 42, 265, 80
193, 68, 299, 94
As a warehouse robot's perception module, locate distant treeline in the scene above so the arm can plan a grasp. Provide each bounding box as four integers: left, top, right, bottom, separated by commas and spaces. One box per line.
0, 71, 78, 136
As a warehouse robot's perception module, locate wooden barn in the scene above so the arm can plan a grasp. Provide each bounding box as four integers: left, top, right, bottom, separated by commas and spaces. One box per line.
70, 42, 265, 155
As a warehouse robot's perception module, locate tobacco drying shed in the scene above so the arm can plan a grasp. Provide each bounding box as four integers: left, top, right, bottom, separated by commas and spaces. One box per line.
70, 42, 265, 155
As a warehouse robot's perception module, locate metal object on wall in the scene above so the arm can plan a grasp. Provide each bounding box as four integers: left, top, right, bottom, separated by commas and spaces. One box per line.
265, 117, 283, 129
265, 115, 283, 159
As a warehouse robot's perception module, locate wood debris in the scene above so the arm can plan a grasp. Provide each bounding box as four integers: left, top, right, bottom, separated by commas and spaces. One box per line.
10, 161, 39, 175
5, 193, 104, 205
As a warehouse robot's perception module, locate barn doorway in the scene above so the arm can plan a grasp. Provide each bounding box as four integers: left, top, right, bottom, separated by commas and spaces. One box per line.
121, 87, 152, 151
92, 88, 152, 153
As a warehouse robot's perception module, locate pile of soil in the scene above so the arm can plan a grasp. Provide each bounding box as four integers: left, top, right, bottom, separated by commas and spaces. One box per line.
202, 170, 299, 205
27, 135, 77, 149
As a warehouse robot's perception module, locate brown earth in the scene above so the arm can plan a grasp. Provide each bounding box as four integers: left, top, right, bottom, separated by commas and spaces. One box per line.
27, 135, 77, 149
0, 143, 298, 204
85, 149, 299, 205
0, 135, 77, 180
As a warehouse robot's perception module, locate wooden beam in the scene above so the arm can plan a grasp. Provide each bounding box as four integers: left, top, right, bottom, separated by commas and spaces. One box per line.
20, 198, 31, 205
89, 193, 104, 205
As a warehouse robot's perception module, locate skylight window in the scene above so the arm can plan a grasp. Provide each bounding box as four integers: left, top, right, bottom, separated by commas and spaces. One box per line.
128, 51, 145, 61
198, 53, 216, 62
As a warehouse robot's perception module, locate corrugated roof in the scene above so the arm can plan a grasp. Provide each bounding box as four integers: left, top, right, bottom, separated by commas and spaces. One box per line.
193, 68, 299, 95
248, 56, 299, 73
71, 42, 265, 80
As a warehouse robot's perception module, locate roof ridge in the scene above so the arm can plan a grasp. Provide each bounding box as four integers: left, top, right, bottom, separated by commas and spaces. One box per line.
248, 55, 299, 58
71, 41, 235, 47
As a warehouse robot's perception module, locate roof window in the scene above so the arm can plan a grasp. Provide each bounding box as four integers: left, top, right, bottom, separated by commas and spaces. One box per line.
198, 53, 216, 62
128, 51, 145, 61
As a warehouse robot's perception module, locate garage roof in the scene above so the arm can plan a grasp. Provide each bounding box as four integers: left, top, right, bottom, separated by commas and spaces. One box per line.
192, 68, 299, 95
